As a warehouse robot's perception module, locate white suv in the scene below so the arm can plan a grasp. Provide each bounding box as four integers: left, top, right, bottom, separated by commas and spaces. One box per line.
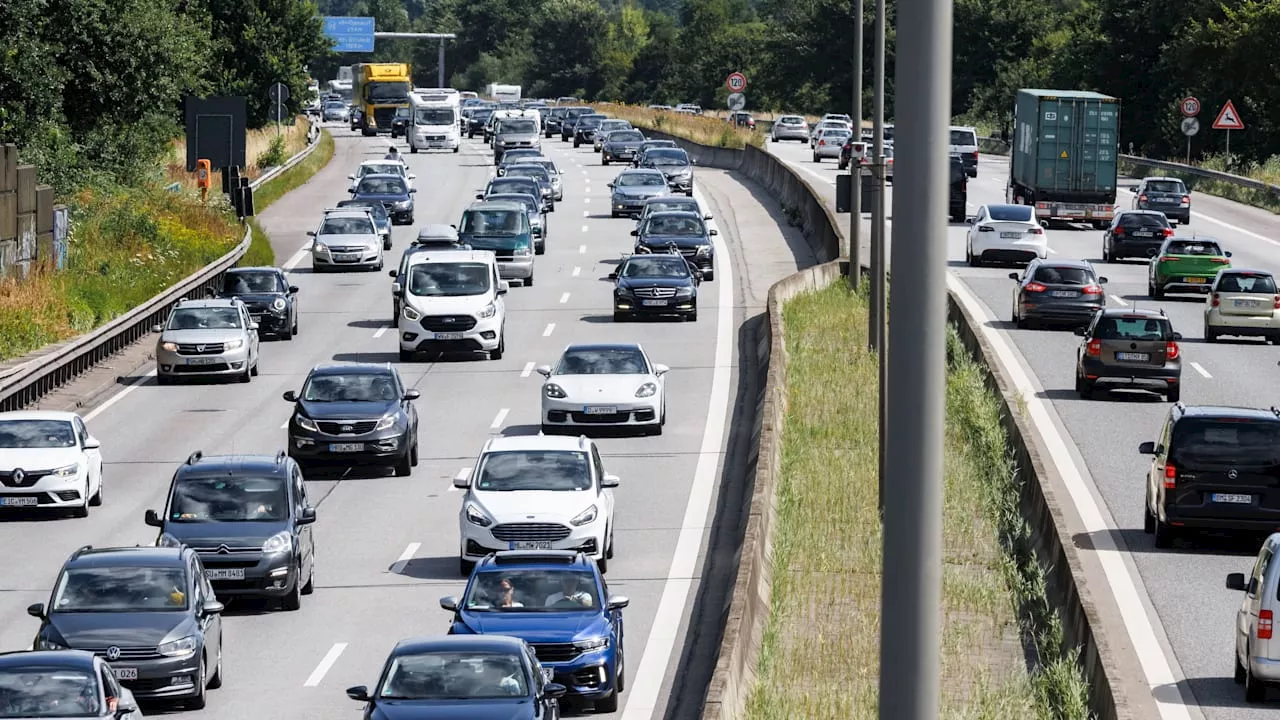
392, 249, 507, 361
454, 435, 619, 575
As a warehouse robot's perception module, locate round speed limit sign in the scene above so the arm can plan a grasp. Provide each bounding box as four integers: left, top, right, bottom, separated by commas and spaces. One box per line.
725, 72, 747, 93
1180, 96, 1200, 117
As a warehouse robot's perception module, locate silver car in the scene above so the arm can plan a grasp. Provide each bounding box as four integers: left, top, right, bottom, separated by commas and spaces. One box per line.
610, 168, 670, 217
770, 115, 809, 142
154, 298, 260, 384
810, 120, 852, 147
813, 128, 851, 162
523, 157, 564, 200
493, 116, 541, 164
308, 209, 385, 272
593, 120, 633, 151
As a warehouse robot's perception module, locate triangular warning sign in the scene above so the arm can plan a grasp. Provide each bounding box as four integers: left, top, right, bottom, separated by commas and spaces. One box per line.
1213, 100, 1245, 130
1059, 150, 1068, 158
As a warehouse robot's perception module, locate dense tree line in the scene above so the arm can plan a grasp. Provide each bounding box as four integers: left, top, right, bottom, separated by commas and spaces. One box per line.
0, 0, 330, 194
314, 0, 1279, 164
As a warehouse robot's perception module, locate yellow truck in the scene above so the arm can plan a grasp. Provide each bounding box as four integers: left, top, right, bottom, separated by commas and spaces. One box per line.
352, 63, 412, 136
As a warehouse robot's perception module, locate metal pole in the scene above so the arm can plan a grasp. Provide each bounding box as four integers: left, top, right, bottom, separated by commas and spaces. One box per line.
1186, 135, 1191, 165
849, 0, 864, 287
438, 39, 446, 88
868, 0, 885, 353
879, 0, 951, 711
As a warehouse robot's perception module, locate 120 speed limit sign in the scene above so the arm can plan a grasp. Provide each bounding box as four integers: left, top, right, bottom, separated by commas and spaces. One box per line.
1180, 96, 1200, 117
725, 72, 747, 92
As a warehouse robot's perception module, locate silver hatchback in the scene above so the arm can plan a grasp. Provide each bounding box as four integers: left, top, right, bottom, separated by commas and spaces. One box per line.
770, 115, 809, 142
154, 298, 261, 384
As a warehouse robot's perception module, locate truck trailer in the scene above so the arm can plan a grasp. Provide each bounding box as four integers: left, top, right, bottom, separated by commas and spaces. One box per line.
1007, 89, 1120, 228
484, 84, 522, 103
352, 63, 413, 136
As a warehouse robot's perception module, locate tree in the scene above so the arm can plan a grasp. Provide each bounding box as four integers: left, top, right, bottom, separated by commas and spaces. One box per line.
528, 0, 612, 99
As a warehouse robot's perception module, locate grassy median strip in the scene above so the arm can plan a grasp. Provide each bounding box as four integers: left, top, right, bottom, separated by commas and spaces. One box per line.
744, 279, 1090, 719
239, 128, 336, 267
591, 104, 764, 149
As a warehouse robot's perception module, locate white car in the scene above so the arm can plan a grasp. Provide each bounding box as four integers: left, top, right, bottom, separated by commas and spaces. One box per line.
308, 208, 384, 272
536, 343, 668, 435
0, 411, 103, 517
394, 249, 508, 361
454, 435, 619, 574
770, 115, 809, 142
809, 120, 852, 147
347, 160, 415, 193
964, 203, 1048, 266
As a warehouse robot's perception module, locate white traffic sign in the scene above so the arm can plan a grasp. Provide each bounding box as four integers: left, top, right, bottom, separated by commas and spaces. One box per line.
726, 93, 745, 111
725, 72, 747, 92
1180, 96, 1199, 117
1181, 117, 1199, 136
1212, 100, 1244, 130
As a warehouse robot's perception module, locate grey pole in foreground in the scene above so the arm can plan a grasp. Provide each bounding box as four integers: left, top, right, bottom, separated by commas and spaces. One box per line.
849, 0, 864, 287
438, 39, 446, 87
867, 0, 886, 353
878, 0, 951, 712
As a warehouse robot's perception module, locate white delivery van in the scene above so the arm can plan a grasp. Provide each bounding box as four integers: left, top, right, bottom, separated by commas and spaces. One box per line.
407, 93, 460, 153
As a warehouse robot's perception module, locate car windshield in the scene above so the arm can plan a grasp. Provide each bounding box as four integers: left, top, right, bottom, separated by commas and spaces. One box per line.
357, 177, 407, 195
168, 307, 242, 330
1218, 273, 1277, 293
222, 271, 282, 294
1172, 419, 1280, 468
320, 216, 376, 235
473, 110, 493, 122
505, 167, 549, 182
489, 195, 539, 213
500, 151, 541, 165
578, 117, 603, 128
52, 567, 189, 612
301, 373, 399, 402
499, 118, 537, 134
645, 216, 704, 235
1166, 241, 1223, 256
461, 210, 522, 235
408, 262, 492, 297
623, 257, 690, 278
415, 107, 455, 124
1032, 265, 1094, 285
378, 652, 528, 700
647, 201, 696, 214
0, 420, 76, 449
475, 450, 592, 491
557, 347, 648, 374
822, 130, 849, 138
645, 150, 689, 166
360, 164, 402, 177
367, 82, 410, 102
779, 116, 803, 125
464, 569, 602, 612
601, 121, 630, 131
1147, 180, 1186, 194
324, 102, 345, 111
339, 201, 389, 222
989, 205, 1033, 222
488, 179, 538, 196
169, 476, 287, 522
609, 131, 643, 142
1121, 213, 1169, 229
950, 129, 977, 145
0, 668, 100, 717
1093, 317, 1171, 341
618, 173, 665, 187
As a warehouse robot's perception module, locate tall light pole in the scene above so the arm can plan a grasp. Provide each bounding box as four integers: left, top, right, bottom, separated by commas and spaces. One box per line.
868, 0, 886, 353
879, 0, 951, 714
849, 0, 864, 288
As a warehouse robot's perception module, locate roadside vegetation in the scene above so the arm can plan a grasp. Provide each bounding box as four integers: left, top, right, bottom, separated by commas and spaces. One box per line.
592, 104, 764, 149
1121, 154, 1280, 215
744, 279, 1091, 719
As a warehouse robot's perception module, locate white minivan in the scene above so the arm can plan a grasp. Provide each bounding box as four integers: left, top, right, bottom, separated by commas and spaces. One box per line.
407, 94, 460, 153
949, 125, 980, 177
1228, 533, 1280, 702
392, 249, 508, 362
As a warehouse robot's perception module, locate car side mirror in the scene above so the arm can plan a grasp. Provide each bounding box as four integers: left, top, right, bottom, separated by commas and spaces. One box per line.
607, 183, 615, 188
1172, 331, 1183, 341
144, 509, 163, 527
630, 229, 638, 236
346, 686, 371, 702
1073, 327, 1086, 336
249, 322, 259, 331
1226, 572, 1248, 591
288, 285, 299, 294
709, 229, 718, 235
1226, 251, 1233, 257
83, 437, 101, 450
1040, 221, 1049, 229
607, 595, 630, 610
347, 174, 355, 180
409, 188, 417, 193
152, 324, 163, 333
388, 269, 398, 278
1007, 272, 1019, 281
607, 271, 619, 280
282, 390, 298, 402
114, 696, 138, 717
439, 596, 458, 612
694, 269, 704, 280
601, 474, 620, 488
691, 158, 698, 165
403, 389, 421, 401
307, 231, 316, 237
453, 471, 471, 489
201, 600, 225, 615
497, 281, 509, 295
408, 174, 417, 180
535, 365, 553, 377
1138, 441, 1156, 455
1097, 277, 1109, 284
704, 213, 713, 220
298, 506, 317, 525
27, 603, 44, 619
653, 363, 669, 376
475, 192, 484, 199
544, 682, 568, 700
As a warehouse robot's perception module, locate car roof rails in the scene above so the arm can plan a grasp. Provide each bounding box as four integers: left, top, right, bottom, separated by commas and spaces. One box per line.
186, 450, 203, 465
70, 544, 94, 560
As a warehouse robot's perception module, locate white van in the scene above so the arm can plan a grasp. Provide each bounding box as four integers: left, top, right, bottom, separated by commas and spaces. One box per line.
949, 125, 980, 177
407, 94, 460, 153
392, 249, 508, 361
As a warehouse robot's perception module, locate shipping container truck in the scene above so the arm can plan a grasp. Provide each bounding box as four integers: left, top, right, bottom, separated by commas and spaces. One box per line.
1007, 89, 1120, 229
352, 63, 413, 136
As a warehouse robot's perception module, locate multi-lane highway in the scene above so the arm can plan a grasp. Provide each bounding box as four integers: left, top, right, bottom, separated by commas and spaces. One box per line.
768, 137, 1280, 717
0, 122, 811, 718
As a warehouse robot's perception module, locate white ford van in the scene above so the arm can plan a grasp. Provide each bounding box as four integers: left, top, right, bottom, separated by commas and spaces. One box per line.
391, 249, 508, 361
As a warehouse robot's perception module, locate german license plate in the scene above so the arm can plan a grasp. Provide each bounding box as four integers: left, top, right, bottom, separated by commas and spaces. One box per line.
511, 541, 553, 550
206, 568, 245, 580
1115, 352, 1149, 361
1133, 230, 1153, 237
329, 443, 364, 453
642, 299, 667, 306
1051, 291, 1077, 298
0, 497, 37, 507
584, 406, 617, 415
1000, 231, 1023, 239
1234, 299, 1261, 308
430, 332, 464, 340
1212, 493, 1252, 504
112, 668, 138, 681
1184, 277, 1207, 284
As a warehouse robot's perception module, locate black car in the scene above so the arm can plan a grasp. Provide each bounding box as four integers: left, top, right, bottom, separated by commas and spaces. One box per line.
610, 252, 701, 321
351, 174, 416, 225
632, 210, 716, 280
571, 114, 607, 148
496, 148, 544, 177
480, 176, 547, 211
1141, 404, 1280, 548
337, 199, 394, 249
601, 129, 646, 165
560, 107, 594, 141
949, 155, 967, 222
1008, 258, 1107, 329
545, 106, 569, 137
390, 106, 410, 138
637, 148, 695, 196
216, 267, 299, 340
467, 109, 495, 138
0, 649, 143, 718
345, 635, 565, 720
143, 450, 317, 611
28, 546, 225, 709
284, 362, 421, 476
632, 139, 678, 167
501, 164, 556, 211
1102, 210, 1173, 261
1133, 176, 1191, 225
1074, 307, 1182, 401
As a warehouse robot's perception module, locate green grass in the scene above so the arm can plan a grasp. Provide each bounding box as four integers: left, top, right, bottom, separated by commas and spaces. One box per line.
591, 104, 765, 149
249, 129, 334, 215
743, 279, 1092, 719
1121, 153, 1280, 215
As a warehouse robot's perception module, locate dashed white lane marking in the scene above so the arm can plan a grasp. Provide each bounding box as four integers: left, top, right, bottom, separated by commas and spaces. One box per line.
1190, 361, 1212, 379
489, 408, 509, 429
390, 542, 420, 574
84, 370, 157, 422
583, 210, 589, 217
279, 418, 290, 429
282, 240, 312, 272
560, 292, 571, 304
372, 322, 392, 339
304, 643, 348, 687
521, 362, 535, 378
1115, 187, 1280, 250
584, 197, 591, 204
572, 266, 581, 277
577, 244, 586, 254
1048, 247, 1058, 255
542, 323, 556, 337
581, 224, 589, 232
1108, 295, 1130, 307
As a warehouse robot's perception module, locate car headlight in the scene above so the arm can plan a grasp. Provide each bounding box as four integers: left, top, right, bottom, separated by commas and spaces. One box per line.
574, 636, 610, 651
157, 533, 183, 548
402, 305, 422, 321
635, 382, 658, 398
571, 505, 598, 526
35, 638, 67, 651
262, 531, 293, 554
161, 341, 178, 352
157, 635, 197, 658
396, 199, 412, 208
544, 383, 567, 399
478, 302, 496, 319
224, 338, 244, 350
676, 287, 694, 297
679, 168, 692, 177
696, 245, 711, 256
515, 246, 532, 257
465, 502, 492, 528
374, 414, 397, 432
271, 298, 287, 312
51, 463, 80, 477
615, 287, 631, 297
314, 243, 328, 252
295, 414, 319, 432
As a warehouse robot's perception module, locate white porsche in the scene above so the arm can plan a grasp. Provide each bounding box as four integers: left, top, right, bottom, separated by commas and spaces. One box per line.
537, 343, 668, 435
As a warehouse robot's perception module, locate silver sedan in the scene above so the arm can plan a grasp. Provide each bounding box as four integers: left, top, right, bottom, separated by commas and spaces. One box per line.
812, 129, 851, 162
770, 115, 809, 142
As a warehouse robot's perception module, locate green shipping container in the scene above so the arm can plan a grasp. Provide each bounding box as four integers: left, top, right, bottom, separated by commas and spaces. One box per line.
1010, 89, 1120, 206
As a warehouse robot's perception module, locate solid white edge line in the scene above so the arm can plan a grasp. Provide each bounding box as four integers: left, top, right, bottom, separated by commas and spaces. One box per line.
559, 292, 571, 304
521, 362, 535, 378
1189, 361, 1212, 379
303, 643, 348, 687
1109, 295, 1130, 307
620, 184, 733, 719
390, 542, 420, 574
542, 323, 556, 337
1115, 186, 1280, 249
83, 369, 158, 422
489, 408, 509, 429
946, 273, 1193, 719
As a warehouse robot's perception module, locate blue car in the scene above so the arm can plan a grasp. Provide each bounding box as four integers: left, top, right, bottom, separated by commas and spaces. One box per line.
351, 173, 417, 225
337, 199, 394, 249
440, 551, 628, 712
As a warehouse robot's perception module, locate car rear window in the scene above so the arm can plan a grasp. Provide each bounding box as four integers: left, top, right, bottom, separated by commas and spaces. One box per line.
1217, 273, 1277, 293
950, 129, 977, 146
1032, 266, 1094, 285
1094, 317, 1171, 340
990, 205, 1033, 222
1172, 419, 1280, 468
1147, 180, 1186, 194
1121, 213, 1169, 229
1166, 241, 1223, 256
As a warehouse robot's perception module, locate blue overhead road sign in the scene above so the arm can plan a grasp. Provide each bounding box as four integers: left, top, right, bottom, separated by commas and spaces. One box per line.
323, 17, 375, 53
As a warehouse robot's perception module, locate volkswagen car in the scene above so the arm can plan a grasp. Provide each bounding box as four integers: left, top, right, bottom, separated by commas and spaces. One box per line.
610, 252, 700, 322
601, 129, 646, 165
535, 343, 668, 435
592, 120, 633, 152
636, 195, 711, 226
496, 148, 544, 177
153, 298, 260, 384
216, 266, 299, 340
632, 211, 716, 280
609, 169, 670, 218
0, 411, 103, 517
631, 139, 678, 167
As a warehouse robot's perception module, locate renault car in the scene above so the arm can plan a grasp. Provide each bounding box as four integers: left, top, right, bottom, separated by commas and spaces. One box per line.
0, 411, 103, 517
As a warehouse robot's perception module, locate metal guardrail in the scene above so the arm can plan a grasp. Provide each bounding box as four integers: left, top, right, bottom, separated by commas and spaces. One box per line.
0, 123, 322, 411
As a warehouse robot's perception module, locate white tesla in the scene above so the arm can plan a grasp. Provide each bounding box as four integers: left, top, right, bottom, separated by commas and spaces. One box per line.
965, 203, 1048, 266
0, 411, 103, 517
536, 343, 668, 435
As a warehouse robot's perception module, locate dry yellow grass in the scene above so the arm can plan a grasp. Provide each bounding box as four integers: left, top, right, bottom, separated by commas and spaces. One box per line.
589, 103, 764, 149
165, 116, 313, 189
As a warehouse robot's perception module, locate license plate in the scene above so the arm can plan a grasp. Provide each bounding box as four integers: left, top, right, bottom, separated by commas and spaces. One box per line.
583, 406, 617, 415
1133, 231, 1153, 237
1115, 352, 1149, 361
430, 332, 464, 340
329, 443, 364, 453
0, 497, 37, 507
1050, 291, 1078, 298
335, 254, 359, 260
1158, 197, 1175, 203
1233, 299, 1261, 308
187, 357, 217, 365
112, 668, 138, 681
430, 142, 446, 147
999, 231, 1023, 239
1212, 493, 1252, 504
510, 541, 553, 550
1184, 277, 1207, 284
206, 568, 245, 580
642, 299, 667, 306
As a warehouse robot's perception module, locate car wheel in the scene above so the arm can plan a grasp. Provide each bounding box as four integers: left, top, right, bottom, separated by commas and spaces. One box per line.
606, 526, 615, 560
157, 373, 173, 386
238, 366, 251, 383
1204, 325, 1217, 343
1246, 649, 1268, 702
187, 656, 207, 709
89, 473, 103, 506
1235, 648, 1247, 684
72, 479, 90, 518
536, 240, 545, 255
1143, 496, 1156, 534
613, 311, 627, 322
459, 557, 475, 577
410, 145, 418, 154
1167, 384, 1181, 403
1153, 514, 1176, 549
595, 684, 619, 713
597, 551, 608, 575
250, 360, 259, 377
490, 332, 505, 360
207, 640, 224, 689
399, 348, 413, 362
1078, 378, 1093, 400
687, 309, 697, 322
574, 139, 581, 147
702, 268, 713, 281
280, 324, 293, 341
384, 237, 392, 250
525, 274, 534, 287
394, 451, 412, 477
966, 243, 978, 267
603, 156, 610, 166
616, 649, 625, 693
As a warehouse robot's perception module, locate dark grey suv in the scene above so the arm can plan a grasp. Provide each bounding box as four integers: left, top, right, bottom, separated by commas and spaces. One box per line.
1074, 307, 1182, 401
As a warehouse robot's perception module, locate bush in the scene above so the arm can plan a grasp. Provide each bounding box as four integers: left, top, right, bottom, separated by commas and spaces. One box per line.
255, 133, 288, 171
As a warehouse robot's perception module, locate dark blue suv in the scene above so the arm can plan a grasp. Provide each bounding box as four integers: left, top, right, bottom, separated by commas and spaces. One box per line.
439, 551, 628, 712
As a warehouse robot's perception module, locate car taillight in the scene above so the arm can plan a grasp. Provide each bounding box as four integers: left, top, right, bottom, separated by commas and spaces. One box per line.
1181, 195, 1190, 205
1082, 284, 1102, 295
1164, 462, 1177, 489
1139, 194, 1148, 202
1274, 295, 1280, 309
971, 150, 978, 162
1029, 226, 1044, 234
1114, 226, 1125, 235
1211, 293, 1220, 306
1166, 341, 1180, 360
819, 140, 825, 145
1161, 256, 1179, 262
1260, 610, 1274, 640
1025, 282, 1047, 292
1086, 339, 1101, 356
1163, 228, 1174, 236
1211, 257, 1230, 264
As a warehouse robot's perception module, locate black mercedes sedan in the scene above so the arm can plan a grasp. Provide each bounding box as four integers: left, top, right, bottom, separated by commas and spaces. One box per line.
632, 210, 717, 280
216, 266, 299, 340
610, 252, 700, 322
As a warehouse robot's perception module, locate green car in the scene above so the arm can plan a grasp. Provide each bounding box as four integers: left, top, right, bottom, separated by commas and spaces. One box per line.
1148, 236, 1231, 297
